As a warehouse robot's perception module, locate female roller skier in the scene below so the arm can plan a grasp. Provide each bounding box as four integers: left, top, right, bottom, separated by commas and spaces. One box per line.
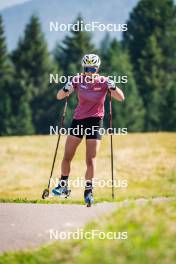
52, 54, 125, 206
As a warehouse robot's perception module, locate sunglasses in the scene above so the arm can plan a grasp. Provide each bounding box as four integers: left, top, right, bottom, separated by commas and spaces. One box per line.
84, 67, 97, 73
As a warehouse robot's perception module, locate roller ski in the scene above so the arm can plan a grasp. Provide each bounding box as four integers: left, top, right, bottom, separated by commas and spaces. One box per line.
52, 178, 71, 198
84, 181, 94, 207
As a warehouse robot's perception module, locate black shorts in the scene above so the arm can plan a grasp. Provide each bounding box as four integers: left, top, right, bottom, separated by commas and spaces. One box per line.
69, 117, 103, 140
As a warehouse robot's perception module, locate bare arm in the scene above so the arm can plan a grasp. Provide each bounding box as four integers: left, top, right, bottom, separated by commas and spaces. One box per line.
56, 84, 74, 100
56, 88, 73, 100
111, 87, 125, 101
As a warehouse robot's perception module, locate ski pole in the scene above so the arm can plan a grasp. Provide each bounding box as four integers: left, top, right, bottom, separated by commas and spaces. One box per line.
109, 91, 114, 199
47, 96, 68, 189
42, 96, 69, 199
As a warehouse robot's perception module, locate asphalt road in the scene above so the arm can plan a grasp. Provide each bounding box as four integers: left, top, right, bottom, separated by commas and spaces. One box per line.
0, 202, 119, 253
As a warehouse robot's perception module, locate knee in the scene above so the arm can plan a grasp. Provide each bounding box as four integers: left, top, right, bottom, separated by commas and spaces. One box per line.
63, 154, 72, 164
86, 157, 96, 167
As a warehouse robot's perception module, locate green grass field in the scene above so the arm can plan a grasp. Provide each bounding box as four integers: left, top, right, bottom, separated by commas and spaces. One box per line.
0, 133, 175, 202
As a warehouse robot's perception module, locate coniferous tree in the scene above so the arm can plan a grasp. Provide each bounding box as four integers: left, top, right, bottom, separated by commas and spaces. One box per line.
100, 33, 111, 57
124, 0, 176, 131
9, 76, 35, 135
138, 35, 165, 130
54, 15, 95, 75
102, 39, 145, 132
12, 15, 57, 134
0, 15, 13, 135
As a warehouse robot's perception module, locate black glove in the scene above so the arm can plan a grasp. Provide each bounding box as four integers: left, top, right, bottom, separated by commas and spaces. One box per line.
107, 79, 116, 91
63, 81, 73, 92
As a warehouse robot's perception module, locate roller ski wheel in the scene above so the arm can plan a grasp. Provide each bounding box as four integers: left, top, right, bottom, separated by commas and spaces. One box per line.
64, 189, 71, 198
87, 201, 92, 207
42, 189, 49, 199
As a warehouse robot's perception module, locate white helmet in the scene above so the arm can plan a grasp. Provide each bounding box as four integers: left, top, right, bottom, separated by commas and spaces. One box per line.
81, 54, 101, 68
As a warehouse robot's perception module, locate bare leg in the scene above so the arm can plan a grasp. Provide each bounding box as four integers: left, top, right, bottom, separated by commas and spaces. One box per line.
61, 135, 82, 176
85, 139, 101, 182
